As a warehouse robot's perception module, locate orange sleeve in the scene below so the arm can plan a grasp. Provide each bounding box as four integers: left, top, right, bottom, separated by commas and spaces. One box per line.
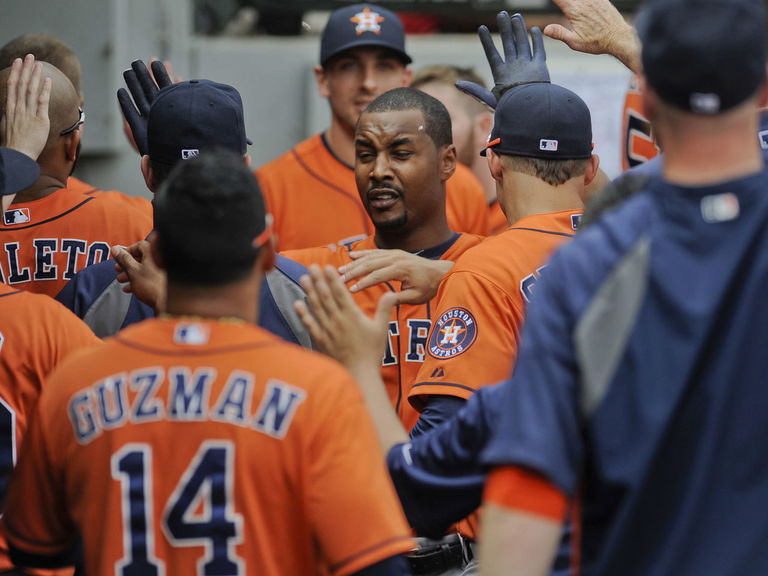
3, 395, 74, 558
410, 268, 523, 408
445, 165, 490, 236
484, 466, 568, 522
308, 371, 413, 575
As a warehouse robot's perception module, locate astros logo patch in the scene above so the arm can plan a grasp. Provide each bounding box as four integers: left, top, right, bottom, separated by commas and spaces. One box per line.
350, 8, 384, 35
428, 307, 477, 359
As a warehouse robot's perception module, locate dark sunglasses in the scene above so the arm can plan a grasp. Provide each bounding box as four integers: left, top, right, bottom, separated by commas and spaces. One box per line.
60, 107, 85, 136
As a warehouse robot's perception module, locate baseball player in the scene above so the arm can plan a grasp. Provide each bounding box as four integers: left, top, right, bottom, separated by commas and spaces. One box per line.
479, 1, 768, 574
2, 150, 414, 576
255, 3, 489, 252
0, 55, 101, 576
56, 61, 311, 348
283, 87, 483, 429
0, 34, 154, 219
0, 62, 152, 298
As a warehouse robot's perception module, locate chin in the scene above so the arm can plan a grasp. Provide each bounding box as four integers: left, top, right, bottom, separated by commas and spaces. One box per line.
373, 213, 408, 231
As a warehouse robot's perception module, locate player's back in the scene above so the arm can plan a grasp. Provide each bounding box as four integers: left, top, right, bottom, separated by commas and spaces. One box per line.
0, 282, 99, 574
4, 317, 411, 576
0, 184, 152, 297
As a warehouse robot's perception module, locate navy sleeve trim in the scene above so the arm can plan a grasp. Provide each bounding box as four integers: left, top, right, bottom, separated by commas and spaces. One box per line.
410, 381, 477, 395
330, 536, 413, 574
507, 227, 574, 239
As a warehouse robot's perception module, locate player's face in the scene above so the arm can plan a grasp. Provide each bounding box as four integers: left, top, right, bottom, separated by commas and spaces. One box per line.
355, 108, 450, 234
417, 82, 476, 166
317, 48, 412, 134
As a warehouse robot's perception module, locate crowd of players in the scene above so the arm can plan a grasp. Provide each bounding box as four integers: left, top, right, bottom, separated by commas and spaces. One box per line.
0, 0, 767, 574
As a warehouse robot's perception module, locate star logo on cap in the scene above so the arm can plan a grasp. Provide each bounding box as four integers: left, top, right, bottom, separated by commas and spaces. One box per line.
350, 8, 385, 35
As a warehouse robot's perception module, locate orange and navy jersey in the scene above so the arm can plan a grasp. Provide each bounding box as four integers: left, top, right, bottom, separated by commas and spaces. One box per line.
67, 177, 154, 220
2, 318, 413, 576
411, 210, 582, 409
283, 232, 483, 430
621, 75, 660, 172
0, 183, 153, 298
487, 200, 508, 236
0, 282, 99, 573
256, 133, 489, 251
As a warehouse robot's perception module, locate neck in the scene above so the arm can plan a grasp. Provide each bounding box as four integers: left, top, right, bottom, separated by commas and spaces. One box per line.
469, 156, 498, 204
324, 120, 356, 167
374, 215, 453, 252
12, 173, 67, 204
164, 277, 261, 325
498, 172, 584, 225
659, 113, 763, 186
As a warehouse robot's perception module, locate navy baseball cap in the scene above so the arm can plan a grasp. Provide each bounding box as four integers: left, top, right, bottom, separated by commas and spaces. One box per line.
320, 3, 412, 66
0, 147, 39, 197
482, 83, 592, 160
636, 0, 766, 115
148, 79, 251, 166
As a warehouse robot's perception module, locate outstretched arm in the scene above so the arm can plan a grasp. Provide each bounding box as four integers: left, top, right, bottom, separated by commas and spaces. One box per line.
338, 250, 453, 305
544, 0, 641, 74
295, 265, 408, 452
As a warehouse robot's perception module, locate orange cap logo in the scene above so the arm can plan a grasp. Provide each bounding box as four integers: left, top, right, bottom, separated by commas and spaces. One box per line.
350, 8, 385, 35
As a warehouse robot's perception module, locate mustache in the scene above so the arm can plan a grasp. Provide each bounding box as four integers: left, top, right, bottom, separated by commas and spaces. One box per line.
366, 182, 404, 195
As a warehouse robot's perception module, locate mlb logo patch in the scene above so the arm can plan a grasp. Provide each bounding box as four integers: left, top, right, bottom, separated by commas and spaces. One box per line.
540, 139, 559, 152
758, 130, 768, 150
174, 323, 210, 345
181, 149, 199, 160
3, 208, 31, 225
701, 193, 739, 223
350, 8, 384, 34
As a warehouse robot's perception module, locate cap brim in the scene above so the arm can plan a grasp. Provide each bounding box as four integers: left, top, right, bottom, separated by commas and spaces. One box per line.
322, 41, 412, 66
0, 148, 39, 197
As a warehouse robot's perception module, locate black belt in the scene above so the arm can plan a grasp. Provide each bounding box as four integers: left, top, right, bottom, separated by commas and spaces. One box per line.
407, 534, 475, 575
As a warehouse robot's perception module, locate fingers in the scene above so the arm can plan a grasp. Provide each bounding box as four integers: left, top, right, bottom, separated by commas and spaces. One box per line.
132, 60, 159, 105
123, 69, 149, 117
455, 81, 497, 110
324, 264, 356, 312
294, 299, 328, 354
478, 25, 504, 72
111, 245, 141, 278
530, 27, 547, 61
5, 58, 21, 126
375, 292, 398, 326
498, 11, 517, 62
543, 23, 580, 50
510, 13, 530, 59
300, 265, 337, 334
150, 60, 173, 89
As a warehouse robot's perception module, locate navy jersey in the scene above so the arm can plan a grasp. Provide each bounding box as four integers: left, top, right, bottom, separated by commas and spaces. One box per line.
56, 254, 312, 347
483, 167, 768, 575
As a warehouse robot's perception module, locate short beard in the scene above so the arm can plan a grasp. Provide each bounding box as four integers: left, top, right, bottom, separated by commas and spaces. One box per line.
375, 212, 408, 232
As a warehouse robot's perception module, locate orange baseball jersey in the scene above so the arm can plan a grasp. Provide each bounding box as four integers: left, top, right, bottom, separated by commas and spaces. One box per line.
3, 318, 413, 576
256, 133, 489, 251
621, 75, 660, 172
410, 210, 582, 410
283, 232, 483, 430
0, 282, 99, 574
0, 183, 153, 298
67, 176, 154, 220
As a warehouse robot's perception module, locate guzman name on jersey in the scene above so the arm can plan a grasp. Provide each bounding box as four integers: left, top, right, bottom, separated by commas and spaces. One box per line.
69, 367, 307, 444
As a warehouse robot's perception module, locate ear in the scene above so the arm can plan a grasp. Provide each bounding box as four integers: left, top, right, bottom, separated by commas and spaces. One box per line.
402, 67, 413, 87
243, 154, 252, 169
475, 111, 494, 150
258, 237, 275, 275
486, 149, 503, 182
757, 71, 768, 108
65, 130, 81, 162
148, 231, 165, 271
314, 65, 331, 99
439, 144, 457, 182
140, 155, 155, 192
638, 75, 656, 121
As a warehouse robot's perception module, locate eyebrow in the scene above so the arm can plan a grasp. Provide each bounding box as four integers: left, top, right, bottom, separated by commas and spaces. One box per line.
390, 137, 414, 147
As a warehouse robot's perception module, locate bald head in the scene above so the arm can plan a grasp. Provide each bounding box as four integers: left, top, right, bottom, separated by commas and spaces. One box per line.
0, 34, 82, 99
0, 61, 81, 150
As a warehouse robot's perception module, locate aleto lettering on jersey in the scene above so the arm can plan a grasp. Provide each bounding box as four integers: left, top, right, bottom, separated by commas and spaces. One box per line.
428, 307, 478, 359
